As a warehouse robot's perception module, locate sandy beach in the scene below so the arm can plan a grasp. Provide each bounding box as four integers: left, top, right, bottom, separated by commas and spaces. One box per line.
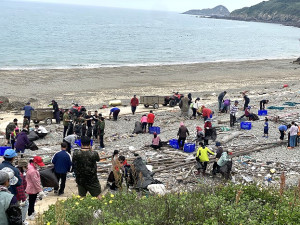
1, 59, 299, 108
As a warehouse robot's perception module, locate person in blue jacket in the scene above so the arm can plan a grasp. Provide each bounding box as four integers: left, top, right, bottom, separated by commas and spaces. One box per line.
279, 124, 288, 141
23, 102, 34, 123
51, 142, 72, 196
0, 149, 22, 195
109, 107, 120, 121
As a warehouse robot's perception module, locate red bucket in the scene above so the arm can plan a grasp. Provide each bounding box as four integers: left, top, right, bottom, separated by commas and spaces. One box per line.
283, 84, 289, 88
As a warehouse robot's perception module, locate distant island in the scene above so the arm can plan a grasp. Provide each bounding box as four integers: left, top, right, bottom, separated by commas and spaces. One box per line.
183, 0, 300, 28
183, 5, 230, 17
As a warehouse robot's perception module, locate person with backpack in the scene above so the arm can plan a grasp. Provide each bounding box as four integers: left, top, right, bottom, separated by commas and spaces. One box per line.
0, 170, 21, 225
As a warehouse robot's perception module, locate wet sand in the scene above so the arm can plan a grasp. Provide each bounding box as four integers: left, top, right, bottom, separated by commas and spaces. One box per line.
0, 59, 299, 107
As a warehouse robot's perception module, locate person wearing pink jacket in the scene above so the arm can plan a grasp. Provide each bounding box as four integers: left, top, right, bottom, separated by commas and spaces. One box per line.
141, 115, 148, 133
25, 156, 45, 220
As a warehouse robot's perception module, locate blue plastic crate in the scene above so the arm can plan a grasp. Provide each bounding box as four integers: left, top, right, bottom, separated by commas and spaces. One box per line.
240, 122, 252, 130
168, 139, 179, 149
0, 146, 11, 156
184, 143, 196, 153
149, 126, 160, 134
258, 110, 268, 116
74, 139, 93, 147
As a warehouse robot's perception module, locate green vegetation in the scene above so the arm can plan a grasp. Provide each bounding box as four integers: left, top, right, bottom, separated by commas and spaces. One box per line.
40, 183, 300, 225
231, 0, 300, 19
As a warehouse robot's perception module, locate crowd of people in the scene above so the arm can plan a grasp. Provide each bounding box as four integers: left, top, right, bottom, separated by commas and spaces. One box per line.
1, 91, 299, 224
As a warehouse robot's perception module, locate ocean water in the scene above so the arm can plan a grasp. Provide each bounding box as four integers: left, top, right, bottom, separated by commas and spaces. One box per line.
1, 0, 300, 70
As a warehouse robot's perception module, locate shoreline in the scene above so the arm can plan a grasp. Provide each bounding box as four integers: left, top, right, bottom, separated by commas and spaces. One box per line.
0, 57, 298, 71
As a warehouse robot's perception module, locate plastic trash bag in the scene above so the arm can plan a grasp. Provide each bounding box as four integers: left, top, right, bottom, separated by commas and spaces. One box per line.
40, 167, 59, 189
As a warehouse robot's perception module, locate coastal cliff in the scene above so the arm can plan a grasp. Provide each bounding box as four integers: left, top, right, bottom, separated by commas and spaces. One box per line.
230, 0, 300, 28
183, 5, 230, 17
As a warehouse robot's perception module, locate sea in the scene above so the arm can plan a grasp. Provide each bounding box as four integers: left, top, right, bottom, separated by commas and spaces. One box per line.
1, 0, 300, 70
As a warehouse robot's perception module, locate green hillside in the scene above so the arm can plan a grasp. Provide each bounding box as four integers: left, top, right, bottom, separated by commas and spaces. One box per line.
231, 0, 300, 27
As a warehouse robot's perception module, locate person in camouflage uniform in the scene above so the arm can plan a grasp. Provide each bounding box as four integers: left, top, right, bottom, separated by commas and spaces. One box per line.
97, 117, 105, 149
5, 118, 18, 146
72, 136, 101, 198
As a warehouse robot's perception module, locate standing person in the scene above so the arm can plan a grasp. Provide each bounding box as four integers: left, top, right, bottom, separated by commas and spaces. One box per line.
130, 95, 139, 115
51, 100, 60, 124
97, 117, 105, 149
147, 110, 155, 131
218, 91, 227, 112
25, 156, 44, 220
109, 107, 120, 121
140, 114, 148, 133
204, 119, 212, 146
242, 92, 250, 110
279, 124, 288, 141
177, 122, 189, 150
92, 111, 99, 140
10, 128, 20, 149
5, 118, 18, 146
15, 128, 30, 154
0, 149, 22, 196
260, 100, 269, 110
85, 111, 94, 138
52, 143, 72, 196
179, 96, 190, 118
212, 142, 223, 175
16, 159, 29, 223
187, 93, 192, 106
263, 117, 269, 138
195, 142, 215, 176
288, 122, 298, 149
72, 136, 101, 198
63, 110, 71, 138
230, 101, 239, 127
23, 102, 34, 123
0, 170, 20, 225
201, 106, 212, 121
63, 133, 77, 154
151, 132, 161, 150
191, 98, 201, 119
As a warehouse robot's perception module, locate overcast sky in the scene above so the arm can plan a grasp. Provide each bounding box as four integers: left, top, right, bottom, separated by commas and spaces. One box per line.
18, 0, 267, 12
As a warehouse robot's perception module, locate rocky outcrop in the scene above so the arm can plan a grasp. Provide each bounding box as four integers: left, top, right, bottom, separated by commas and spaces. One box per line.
183, 5, 230, 17
293, 57, 300, 64
230, 0, 300, 28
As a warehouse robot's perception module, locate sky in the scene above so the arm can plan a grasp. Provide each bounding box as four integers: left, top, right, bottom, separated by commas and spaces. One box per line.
17, 0, 267, 12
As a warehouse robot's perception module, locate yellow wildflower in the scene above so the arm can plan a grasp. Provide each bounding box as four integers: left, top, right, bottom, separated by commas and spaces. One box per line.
91, 197, 97, 200
88, 206, 92, 209
104, 202, 107, 205
80, 198, 84, 201
109, 200, 113, 204
110, 194, 114, 198
75, 202, 79, 205
47, 222, 51, 225
76, 195, 81, 198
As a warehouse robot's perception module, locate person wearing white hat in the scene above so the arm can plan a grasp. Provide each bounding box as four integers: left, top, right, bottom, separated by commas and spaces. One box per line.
0, 170, 20, 225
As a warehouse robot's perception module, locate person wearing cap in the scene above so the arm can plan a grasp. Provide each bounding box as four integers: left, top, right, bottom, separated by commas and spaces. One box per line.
0, 170, 20, 225
51, 100, 60, 124
16, 158, 29, 223
195, 126, 204, 145
218, 91, 227, 112
230, 100, 239, 127
217, 149, 233, 179
130, 95, 139, 115
195, 142, 215, 176
5, 118, 18, 146
72, 136, 101, 198
25, 156, 44, 220
52, 143, 72, 196
0, 149, 22, 195
23, 102, 34, 124
15, 128, 30, 154
191, 98, 201, 119
151, 132, 161, 150
177, 122, 189, 150
212, 142, 223, 175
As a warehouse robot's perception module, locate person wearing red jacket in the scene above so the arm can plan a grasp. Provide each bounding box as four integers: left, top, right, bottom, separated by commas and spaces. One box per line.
130, 95, 139, 115
147, 110, 155, 132
202, 106, 212, 122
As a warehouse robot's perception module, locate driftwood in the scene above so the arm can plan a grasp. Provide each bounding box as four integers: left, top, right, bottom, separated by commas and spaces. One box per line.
220, 131, 242, 143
